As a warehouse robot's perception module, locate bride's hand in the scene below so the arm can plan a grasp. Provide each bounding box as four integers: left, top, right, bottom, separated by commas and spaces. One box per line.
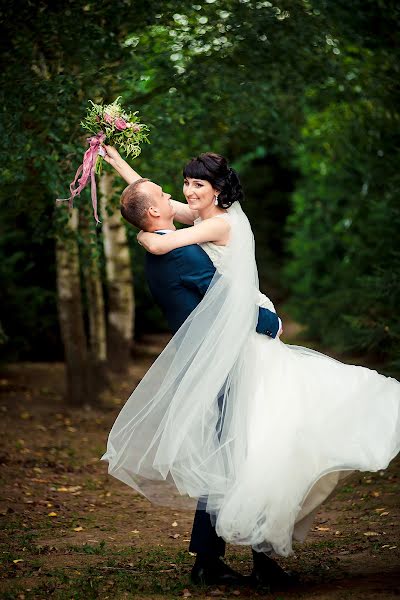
102, 145, 123, 168
137, 230, 162, 254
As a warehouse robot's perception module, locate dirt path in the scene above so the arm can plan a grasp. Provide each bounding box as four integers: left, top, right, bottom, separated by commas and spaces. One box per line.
0, 334, 399, 599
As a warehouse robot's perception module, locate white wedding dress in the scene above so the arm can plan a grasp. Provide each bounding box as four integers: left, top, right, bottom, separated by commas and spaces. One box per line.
102, 204, 400, 557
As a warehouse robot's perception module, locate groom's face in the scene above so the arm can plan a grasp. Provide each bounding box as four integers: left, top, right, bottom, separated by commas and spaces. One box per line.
142, 181, 175, 223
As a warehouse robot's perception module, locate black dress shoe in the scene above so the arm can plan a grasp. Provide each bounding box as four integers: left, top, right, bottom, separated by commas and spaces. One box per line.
191, 557, 245, 586
251, 552, 298, 589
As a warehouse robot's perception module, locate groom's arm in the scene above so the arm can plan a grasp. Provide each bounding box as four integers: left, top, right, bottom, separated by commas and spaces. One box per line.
257, 308, 281, 338
177, 246, 282, 339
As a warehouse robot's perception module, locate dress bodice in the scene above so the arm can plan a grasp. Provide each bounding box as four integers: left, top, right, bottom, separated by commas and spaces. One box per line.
194, 215, 276, 312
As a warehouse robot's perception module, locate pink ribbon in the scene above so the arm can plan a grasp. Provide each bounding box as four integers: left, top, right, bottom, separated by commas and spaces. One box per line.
57, 131, 106, 223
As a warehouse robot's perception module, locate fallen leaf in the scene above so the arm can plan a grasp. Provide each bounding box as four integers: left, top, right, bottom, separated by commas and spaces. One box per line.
20, 412, 31, 420
379, 512, 389, 517
232, 592, 241, 597
56, 486, 82, 493
371, 491, 381, 497
0, 507, 14, 515
131, 530, 139, 534
389, 545, 397, 550
363, 531, 380, 536
13, 559, 24, 564
182, 589, 192, 598
316, 526, 330, 531
73, 526, 84, 532
170, 533, 180, 539
48, 512, 58, 517
171, 521, 178, 527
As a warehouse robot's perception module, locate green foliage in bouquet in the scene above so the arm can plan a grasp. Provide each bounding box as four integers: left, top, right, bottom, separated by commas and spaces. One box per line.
81, 97, 150, 174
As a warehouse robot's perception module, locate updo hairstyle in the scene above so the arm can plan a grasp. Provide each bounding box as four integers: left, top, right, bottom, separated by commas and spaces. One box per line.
183, 152, 244, 208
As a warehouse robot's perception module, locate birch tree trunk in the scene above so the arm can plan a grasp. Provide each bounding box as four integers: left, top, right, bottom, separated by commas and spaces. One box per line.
55, 206, 89, 405
80, 213, 108, 400
100, 172, 135, 371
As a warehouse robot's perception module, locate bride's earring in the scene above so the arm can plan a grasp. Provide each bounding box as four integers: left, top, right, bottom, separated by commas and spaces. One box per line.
214, 195, 219, 206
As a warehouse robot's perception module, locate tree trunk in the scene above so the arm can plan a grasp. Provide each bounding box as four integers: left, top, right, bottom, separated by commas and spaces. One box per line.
80, 213, 108, 401
0, 321, 7, 345
55, 206, 90, 406
100, 172, 135, 372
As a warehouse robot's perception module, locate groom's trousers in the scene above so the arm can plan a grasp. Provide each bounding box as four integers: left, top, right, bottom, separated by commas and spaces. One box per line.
188, 391, 226, 558
188, 390, 275, 559
189, 498, 226, 558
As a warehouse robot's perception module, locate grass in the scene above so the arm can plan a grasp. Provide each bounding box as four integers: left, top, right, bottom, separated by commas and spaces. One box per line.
1, 359, 399, 600
1, 554, 194, 599
66, 541, 107, 555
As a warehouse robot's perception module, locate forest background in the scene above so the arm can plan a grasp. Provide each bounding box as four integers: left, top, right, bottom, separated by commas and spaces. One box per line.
1, 0, 399, 404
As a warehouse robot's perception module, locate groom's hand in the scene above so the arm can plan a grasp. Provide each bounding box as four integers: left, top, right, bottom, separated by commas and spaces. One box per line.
277, 317, 283, 338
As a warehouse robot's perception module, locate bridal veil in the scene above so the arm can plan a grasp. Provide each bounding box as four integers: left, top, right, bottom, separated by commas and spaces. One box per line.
101, 202, 261, 508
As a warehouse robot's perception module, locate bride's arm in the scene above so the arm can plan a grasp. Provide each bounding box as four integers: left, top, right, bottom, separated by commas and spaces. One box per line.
103, 144, 141, 183
169, 200, 198, 225
103, 145, 196, 225
138, 218, 230, 255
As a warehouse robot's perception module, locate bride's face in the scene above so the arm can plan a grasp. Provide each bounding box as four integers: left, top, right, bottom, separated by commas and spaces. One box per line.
183, 177, 218, 211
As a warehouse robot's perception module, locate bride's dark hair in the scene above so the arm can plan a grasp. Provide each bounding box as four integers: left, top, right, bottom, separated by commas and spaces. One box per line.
183, 152, 244, 208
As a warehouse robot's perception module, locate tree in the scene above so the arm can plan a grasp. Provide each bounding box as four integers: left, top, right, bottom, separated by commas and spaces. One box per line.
100, 174, 134, 371
1, 0, 399, 375
80, 210, 108, 399
285, 2, 400, 370
55, 206, 89, 405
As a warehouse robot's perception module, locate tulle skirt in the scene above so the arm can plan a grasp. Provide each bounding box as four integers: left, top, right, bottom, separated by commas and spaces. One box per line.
103, 334, 400, 557
210, 335, 400, 554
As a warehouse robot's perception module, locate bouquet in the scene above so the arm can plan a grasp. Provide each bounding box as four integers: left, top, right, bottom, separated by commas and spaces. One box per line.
57, 97, 149, 223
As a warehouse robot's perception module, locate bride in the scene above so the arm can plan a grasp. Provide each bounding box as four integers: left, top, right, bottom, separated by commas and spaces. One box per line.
102, 150, 400, 558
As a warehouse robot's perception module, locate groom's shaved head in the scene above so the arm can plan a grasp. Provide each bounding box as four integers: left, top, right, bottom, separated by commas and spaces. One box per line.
120, 179, 151, 229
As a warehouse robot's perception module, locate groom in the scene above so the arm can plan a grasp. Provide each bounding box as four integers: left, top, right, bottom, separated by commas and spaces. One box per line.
104, 147, 291, 588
